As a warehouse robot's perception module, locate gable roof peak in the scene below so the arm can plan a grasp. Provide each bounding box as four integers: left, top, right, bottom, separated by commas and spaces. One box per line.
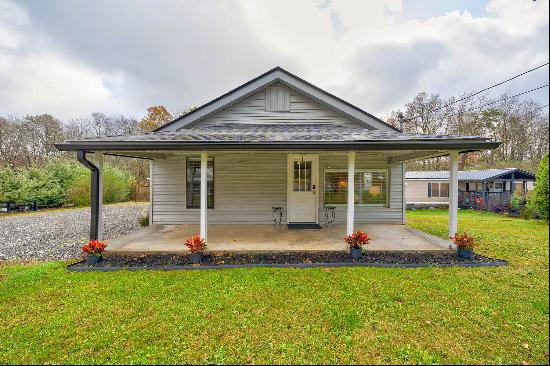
155, 67, 400, 133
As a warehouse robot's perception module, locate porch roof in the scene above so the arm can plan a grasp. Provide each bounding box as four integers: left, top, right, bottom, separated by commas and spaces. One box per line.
55, 124, 499, 152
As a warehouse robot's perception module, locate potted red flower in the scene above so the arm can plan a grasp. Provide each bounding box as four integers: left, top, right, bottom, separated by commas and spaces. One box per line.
344, 230, 370, 259
82, 240, 107, 265
451, 232, 477, 259
185, 234, 206, 264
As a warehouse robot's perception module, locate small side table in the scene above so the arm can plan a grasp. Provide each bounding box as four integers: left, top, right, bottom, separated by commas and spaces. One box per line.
272, 206, 283, 227
323, 206, 336, 227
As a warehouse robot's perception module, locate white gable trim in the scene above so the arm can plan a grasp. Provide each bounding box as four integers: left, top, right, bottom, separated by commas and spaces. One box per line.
157, 67, 399, 132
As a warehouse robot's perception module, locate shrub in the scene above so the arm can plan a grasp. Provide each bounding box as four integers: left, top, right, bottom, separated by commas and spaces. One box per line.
139, 213, 149, 227
450, 232, 477, 250
65, 164, 134, 206
185, 234, 206, 253
0, 159, 84, 206
0, 166, 20, 202
508, 192, 526, 213
520, 204, 537, 220
0, 159, 135, 207
344, 230, 370, 249
527, 153, 549, 221
82, 240, 107, 257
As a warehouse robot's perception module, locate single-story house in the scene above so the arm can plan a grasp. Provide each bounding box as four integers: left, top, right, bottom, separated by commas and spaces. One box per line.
406, 168, 536, 208
55, 67, 500, 251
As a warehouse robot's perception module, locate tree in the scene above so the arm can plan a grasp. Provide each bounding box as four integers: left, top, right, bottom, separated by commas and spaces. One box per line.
139, 105, 172, 132
528, 153, 549, 220
21, 114, 64, 164
388, 91, 549, 172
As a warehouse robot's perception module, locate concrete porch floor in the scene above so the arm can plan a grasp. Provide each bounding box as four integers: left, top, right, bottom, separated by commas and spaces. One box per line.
106, 224, 452, 253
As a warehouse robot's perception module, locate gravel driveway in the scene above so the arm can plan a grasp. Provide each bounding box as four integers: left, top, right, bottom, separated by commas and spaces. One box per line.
0, 202, 148, 261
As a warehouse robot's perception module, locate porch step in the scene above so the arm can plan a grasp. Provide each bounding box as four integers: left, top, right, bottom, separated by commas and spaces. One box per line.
287, 223, 323, 230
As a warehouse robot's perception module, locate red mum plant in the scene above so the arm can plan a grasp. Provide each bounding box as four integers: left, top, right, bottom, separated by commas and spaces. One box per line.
344, 230, 370, 249
82, 240, 107, 257
450, 232, 477, 250
185, 234, 206, 253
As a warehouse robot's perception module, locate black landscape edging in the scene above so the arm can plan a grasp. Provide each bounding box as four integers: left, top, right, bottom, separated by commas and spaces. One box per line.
67, 259, 508, 272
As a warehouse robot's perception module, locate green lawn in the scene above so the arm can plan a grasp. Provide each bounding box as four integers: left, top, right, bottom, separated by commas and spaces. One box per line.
0, 210, 548, 364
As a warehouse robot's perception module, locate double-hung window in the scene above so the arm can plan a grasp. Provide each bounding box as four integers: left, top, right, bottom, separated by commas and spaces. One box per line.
428, 182, 449, 198
324, 170, 388, 206
186, 158, 214, 209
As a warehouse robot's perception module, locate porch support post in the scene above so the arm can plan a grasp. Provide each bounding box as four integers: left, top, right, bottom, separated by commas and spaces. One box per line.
95, 152, 104, 241
448, 151, 459, 239
200, 152, 208, 241
347, 151, 355, 235
76, 151, 99, 241
149, 160, 154, 225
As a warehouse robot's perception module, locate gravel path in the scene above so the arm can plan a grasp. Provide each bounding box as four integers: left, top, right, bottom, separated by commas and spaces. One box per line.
0, 203, 148, 261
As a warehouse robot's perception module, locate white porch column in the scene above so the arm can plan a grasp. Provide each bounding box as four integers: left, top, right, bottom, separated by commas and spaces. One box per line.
347, 151, 355, 235
95, 151, 104, 241
448, 151, 459, 239
148, 160, 153, 226
200, 152, 208, 241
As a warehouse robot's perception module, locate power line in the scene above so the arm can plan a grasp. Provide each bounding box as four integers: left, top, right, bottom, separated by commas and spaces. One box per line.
533, 103, 549, 112
437, 84, 548, 120
477, 84, 548, 109
403, 62, 549, 121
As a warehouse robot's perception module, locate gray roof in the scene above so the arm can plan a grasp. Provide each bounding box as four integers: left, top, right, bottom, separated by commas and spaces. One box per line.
406, 168, 535, 182
55, 124, 499, 151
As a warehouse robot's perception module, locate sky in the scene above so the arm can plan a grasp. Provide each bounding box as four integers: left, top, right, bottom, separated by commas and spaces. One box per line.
0, 0, 548, 121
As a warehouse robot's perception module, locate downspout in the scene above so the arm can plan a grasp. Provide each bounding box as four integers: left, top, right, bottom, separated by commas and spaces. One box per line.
77, 150, 99, 241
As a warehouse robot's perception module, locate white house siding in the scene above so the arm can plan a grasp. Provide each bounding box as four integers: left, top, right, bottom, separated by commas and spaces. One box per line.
186, 83, 366, 129
406, 180, 450, 204
152, 153, 286, 224
152, 153, 405, 225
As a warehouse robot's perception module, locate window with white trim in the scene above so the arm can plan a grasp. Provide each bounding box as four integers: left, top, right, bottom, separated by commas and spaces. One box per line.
186, 158, 214, 209
324, 170, 388, 206
428, 182, 449, 198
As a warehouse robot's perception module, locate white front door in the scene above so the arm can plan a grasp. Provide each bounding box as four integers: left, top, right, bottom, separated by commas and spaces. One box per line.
287, 154, 319, 223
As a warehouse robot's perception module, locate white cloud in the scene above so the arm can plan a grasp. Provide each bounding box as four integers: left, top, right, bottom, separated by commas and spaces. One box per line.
0, 0, 125, 119
0, 0, 548, 121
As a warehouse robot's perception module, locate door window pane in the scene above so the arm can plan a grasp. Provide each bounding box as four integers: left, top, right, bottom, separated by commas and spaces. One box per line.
293, 160, 312, 191
186, 158, 214, 209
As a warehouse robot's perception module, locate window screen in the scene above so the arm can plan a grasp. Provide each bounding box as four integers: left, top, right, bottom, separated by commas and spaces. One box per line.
186, 158, 214, 209
324, 170, 387, 205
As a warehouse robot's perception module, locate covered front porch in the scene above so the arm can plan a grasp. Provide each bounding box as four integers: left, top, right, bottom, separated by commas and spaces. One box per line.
106, 223, 451, 253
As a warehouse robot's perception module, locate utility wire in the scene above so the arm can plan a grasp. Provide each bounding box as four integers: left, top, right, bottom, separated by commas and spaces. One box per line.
533, 103, 549, 111
432, 84, 549, 120
403, 62, 549, 121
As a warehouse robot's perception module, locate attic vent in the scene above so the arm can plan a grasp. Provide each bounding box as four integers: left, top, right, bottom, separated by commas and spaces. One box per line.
265, 86, 290, 112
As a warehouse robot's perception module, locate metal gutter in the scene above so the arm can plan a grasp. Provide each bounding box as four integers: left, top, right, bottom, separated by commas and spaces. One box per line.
77, 151, 99, 241
56, 140, 501, 152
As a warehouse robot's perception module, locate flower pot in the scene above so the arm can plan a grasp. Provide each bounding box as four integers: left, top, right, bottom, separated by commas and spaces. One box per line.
457, 248, 474, 259
190, 253, 203, 264
86, 254, 102, 265
350, 247, 363, 259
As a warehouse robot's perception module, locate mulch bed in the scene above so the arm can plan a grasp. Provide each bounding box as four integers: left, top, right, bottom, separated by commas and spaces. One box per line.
67, 251, 508, 271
